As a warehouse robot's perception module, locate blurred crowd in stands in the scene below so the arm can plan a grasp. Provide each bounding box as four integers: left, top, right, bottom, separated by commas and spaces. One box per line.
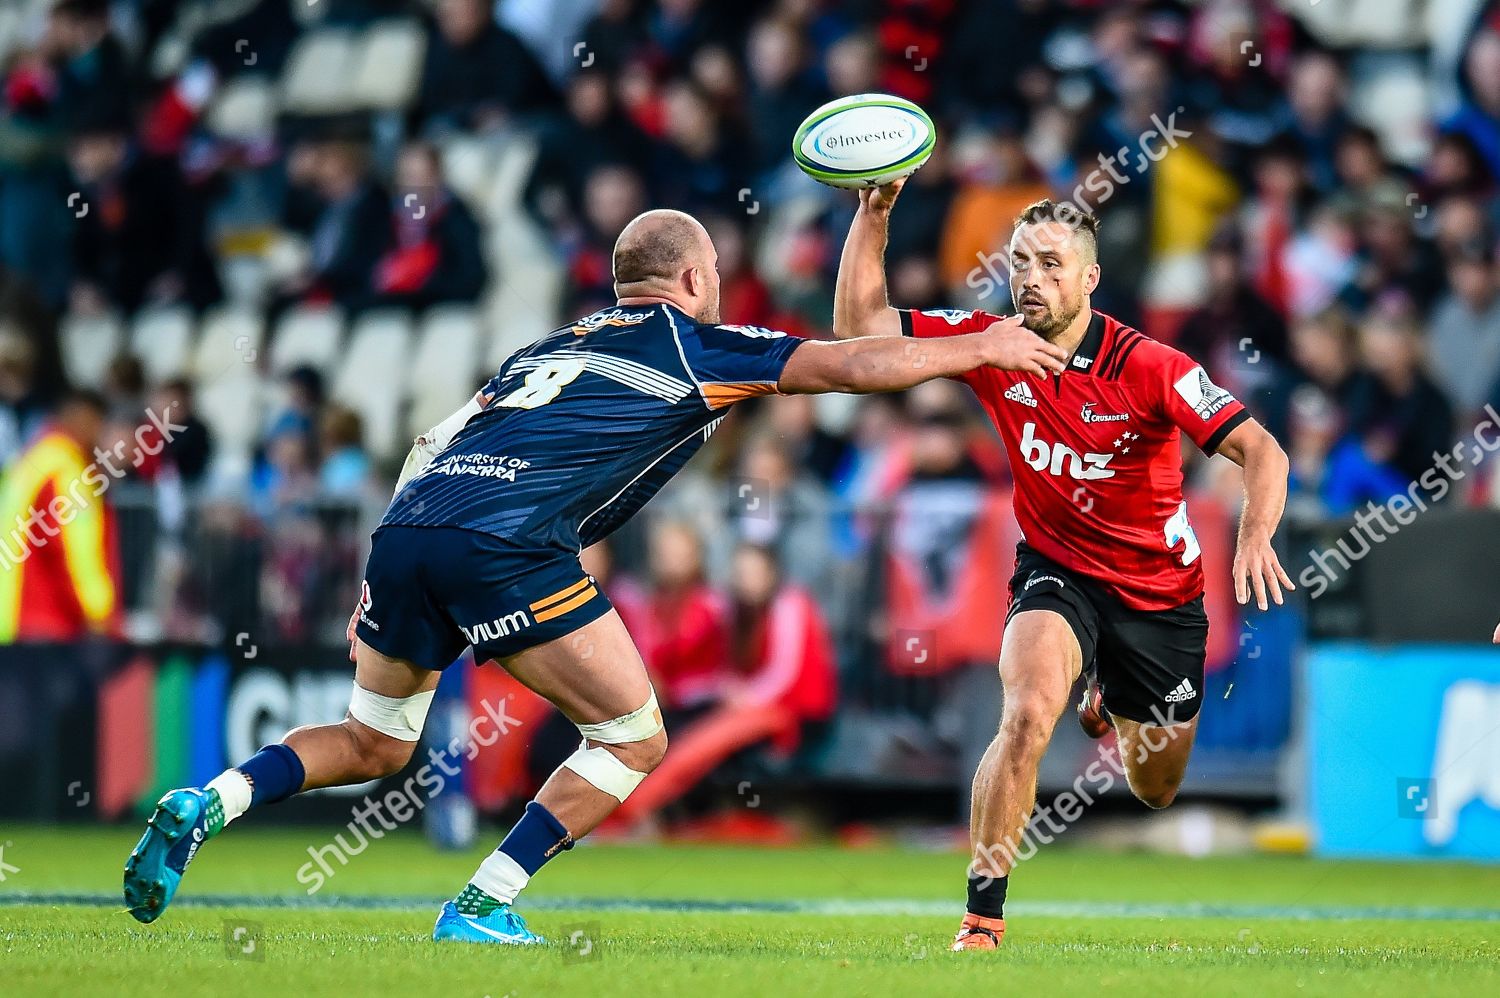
0, 0, 1491, 708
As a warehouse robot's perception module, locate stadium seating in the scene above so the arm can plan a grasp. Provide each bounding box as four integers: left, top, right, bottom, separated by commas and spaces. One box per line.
269, 306, 345, 377
479, 135, 562, 368
279, 21, 426, 116
348, 20, 427, 112
59, 313, 124, 390
486, 252, 564, 371
192, 307, 264, 383
130, 306, 196, 384
1349, 57, 1433, 166
1300, 0, 1431, 47
332, 311, 414, 461
279, 29, 361, 115
206, 77, 278, 142
195, 370, 264, 463
408, 305, 482, 438
438, 137, 500, 213
483, 136, 541, 226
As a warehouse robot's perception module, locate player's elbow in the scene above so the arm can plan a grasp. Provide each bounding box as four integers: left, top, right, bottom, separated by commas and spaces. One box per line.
834, 304, 900, 340
782, 346, 865, 396
1246, 427, 1289, 476
825, 354, 867, 394
831, 306, 871, 341
1220, 419, 1287, 473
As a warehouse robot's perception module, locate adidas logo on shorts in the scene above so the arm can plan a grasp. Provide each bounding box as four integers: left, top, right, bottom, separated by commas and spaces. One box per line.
1163, 678, 1197, 703
1004, 382, 1038, 407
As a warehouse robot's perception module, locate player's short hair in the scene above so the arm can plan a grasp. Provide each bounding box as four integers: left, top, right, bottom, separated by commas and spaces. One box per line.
1014, 199, 1100, 265
613, 210, 705, 288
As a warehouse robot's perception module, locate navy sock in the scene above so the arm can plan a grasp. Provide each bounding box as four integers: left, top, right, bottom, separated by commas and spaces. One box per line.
967, 871, 1008, 919
238, 744, 307, 806
498, 801, 574, 876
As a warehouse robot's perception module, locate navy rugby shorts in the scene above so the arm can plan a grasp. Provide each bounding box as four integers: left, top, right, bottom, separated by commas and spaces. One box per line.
353, 525, 613, 670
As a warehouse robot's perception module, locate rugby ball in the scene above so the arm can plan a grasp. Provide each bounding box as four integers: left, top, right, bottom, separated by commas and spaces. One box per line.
793, 94, 936, 189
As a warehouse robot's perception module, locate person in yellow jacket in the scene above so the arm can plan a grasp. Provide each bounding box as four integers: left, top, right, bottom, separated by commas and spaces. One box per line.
0, 390, 121, 642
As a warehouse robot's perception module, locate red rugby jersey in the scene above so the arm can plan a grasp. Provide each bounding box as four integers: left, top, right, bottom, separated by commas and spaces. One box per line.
902, 308, 1250, 610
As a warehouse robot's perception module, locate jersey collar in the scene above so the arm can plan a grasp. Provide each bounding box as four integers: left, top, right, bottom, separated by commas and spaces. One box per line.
1066, 311, 1109, 375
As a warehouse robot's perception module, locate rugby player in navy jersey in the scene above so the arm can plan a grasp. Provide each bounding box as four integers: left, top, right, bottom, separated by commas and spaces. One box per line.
123, 208, 1070, 943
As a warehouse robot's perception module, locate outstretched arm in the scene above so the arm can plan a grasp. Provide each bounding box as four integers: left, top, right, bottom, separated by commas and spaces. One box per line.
1216, 419, 1295, 610
778, 315, 1065, 395
832, 180, 907, 339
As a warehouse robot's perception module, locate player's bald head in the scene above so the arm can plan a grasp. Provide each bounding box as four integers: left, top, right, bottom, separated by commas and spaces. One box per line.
612, 209, 721, 322
613, 210, 712, 289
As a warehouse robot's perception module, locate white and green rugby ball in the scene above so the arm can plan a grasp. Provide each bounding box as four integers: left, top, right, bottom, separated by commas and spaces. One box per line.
792, 93, 936, 189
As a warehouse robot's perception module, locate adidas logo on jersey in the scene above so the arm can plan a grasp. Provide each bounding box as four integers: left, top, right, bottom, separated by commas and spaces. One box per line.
1163, 679, 1198, 703
1004, 382, 1038, 407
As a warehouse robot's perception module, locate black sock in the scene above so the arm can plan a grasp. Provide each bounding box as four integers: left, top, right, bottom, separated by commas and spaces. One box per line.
967, 871, 1008, 919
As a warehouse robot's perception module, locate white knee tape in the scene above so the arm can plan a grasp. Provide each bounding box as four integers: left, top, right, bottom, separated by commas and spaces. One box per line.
347, 684, 434, 742
559, 692, 662, 801
562, 743, 649, 802
576, 691, 663, 745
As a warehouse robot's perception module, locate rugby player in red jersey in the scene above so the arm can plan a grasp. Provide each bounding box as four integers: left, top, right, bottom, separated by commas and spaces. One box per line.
833, 181, 1293, 951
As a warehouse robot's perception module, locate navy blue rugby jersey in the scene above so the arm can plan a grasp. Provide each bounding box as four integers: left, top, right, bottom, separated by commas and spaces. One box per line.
382, 303, 806, 551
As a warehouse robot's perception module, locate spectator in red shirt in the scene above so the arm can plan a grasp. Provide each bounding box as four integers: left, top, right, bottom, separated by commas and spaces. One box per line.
613, 542, 837, 825
641, 519, 727, 712
373, 141, 487, 310
721, 543, 837, 741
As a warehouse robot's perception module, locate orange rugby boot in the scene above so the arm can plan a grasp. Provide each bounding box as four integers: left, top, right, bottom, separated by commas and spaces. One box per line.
951, 912, 1006, 951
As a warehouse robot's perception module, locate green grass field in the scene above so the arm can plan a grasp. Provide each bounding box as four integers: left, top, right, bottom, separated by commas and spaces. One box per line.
1, 826, 1496, 996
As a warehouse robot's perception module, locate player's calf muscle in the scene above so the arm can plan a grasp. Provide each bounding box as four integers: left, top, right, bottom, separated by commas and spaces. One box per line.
284, 717, 415, 789
1124, 760, 1182, 808
1117, 717, 1195, 809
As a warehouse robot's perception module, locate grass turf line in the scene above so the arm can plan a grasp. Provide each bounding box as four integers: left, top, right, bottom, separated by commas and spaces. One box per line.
3, 907, 1496, 997
1, 827, 1497, 996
